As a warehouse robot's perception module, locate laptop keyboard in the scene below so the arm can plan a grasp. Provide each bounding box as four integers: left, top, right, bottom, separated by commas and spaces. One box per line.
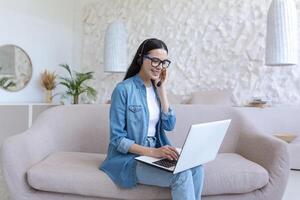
153, 159, 177, 168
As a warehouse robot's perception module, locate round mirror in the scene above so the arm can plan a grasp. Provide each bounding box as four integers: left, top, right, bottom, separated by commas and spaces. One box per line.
0, 44, 32, 92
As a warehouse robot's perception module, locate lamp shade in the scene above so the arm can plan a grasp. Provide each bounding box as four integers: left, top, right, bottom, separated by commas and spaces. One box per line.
265, 0, 298, 66
104, 20, 128, 72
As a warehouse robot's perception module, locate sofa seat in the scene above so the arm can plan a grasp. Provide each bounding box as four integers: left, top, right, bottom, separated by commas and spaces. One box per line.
27, 152, 269, 199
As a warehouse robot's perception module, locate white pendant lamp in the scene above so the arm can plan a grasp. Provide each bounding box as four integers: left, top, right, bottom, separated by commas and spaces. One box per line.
104, 20, 128, 72
265, 0, 298, 66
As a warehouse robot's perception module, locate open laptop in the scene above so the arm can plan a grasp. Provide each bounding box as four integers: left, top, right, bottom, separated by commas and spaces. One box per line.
135, 119, 231, 174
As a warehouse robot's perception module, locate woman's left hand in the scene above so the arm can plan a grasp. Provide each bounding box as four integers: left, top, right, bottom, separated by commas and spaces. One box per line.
155, 69, 167, 88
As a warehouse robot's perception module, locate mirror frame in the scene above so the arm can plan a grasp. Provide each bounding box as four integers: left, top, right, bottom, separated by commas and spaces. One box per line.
0, 44, 33, 92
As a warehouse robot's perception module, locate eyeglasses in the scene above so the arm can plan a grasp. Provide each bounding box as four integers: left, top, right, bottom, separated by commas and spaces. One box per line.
143, 55, 171, 69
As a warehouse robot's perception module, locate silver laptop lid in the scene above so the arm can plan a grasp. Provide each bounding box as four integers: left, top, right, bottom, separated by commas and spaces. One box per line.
173, 119, 231, 174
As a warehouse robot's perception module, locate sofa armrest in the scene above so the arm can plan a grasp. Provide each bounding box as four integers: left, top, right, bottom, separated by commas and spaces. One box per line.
1, 129, 54, 200
236, 128, 290, 200
1, 105, 108, 200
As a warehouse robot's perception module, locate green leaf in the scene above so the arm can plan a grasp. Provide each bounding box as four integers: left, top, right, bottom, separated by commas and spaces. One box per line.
83, 86, 97, 99
74, 71, 94, 88
3, 81, 16, 89
60, 77, 73, 83
60, 64, 73, 79
59, 81, 70, 88
0, 78, 7, 87
0, 77, 16, 89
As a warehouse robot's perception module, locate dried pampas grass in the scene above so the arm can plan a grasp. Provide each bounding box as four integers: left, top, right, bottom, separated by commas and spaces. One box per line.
41, 70, 56, 90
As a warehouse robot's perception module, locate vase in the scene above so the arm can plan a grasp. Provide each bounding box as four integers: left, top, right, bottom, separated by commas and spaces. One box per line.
46, 90, 52, 103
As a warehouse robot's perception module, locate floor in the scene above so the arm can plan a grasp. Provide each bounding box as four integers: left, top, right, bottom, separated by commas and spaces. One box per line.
0, 168, 299, 199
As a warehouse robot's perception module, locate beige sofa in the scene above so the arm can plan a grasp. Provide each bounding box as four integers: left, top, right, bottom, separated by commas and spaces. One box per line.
233, 106, 300, 170
1, 104, 289, 200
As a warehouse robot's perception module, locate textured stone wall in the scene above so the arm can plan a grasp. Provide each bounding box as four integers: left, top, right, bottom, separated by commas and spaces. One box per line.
80, 0, 300, 105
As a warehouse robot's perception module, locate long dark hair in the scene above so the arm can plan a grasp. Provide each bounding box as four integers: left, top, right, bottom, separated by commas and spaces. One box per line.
123, 38, 168, 80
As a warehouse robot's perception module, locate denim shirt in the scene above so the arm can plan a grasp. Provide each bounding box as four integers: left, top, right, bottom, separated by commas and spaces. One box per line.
100, 74, 176, 188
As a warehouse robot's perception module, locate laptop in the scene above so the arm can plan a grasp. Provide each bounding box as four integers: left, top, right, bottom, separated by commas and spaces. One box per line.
135, 119, 231, 174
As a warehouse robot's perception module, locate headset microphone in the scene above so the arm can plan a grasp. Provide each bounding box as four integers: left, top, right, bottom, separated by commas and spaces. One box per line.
156, 81, 162, 87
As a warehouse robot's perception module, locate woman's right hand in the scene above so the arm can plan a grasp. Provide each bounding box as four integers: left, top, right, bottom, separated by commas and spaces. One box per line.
149, 145, 179, 161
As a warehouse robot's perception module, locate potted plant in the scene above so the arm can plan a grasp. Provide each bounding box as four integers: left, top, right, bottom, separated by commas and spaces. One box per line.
0, 67, 16, 90
59, 64, 97, 104
0, 77, 15, 90
41, 70, 57, 103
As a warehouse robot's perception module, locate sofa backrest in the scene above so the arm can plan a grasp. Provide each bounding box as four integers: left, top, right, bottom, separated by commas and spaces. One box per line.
33, 104, 241, 154
170, 105, 240, 153
32, 104, 110, 154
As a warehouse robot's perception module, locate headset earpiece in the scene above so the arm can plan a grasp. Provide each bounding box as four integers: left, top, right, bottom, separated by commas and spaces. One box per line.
136, 53, 143, 66
136, 39, 149, 66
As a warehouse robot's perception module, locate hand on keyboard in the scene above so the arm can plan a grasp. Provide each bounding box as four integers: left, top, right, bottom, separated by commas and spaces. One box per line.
150, 145, 179, 161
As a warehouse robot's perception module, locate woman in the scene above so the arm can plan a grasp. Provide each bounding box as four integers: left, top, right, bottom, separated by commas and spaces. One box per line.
100, 38, 204, 200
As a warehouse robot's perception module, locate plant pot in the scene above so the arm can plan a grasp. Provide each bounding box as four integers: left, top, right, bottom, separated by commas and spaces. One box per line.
73, 95, 79, 104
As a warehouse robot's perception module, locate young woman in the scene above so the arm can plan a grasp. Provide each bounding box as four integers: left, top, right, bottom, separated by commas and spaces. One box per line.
100, 38, 204, 200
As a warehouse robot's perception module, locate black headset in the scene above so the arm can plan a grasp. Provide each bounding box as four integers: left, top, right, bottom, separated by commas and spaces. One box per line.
136, 39, 163, 87
136, 39, 150, 66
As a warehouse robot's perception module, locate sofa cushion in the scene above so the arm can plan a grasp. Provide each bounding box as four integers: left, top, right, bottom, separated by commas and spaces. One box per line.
203, 153, 269, 195
27, 152, 269, 199
27, 152, 171, 200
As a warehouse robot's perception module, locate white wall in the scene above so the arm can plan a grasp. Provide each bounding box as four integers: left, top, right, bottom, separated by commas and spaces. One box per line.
0, 0, 76, 103
77, 0, 300, 105
2, 0, 300, 105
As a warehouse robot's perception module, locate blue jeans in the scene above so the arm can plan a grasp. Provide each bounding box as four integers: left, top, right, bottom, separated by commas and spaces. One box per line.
136, 137, 205, 200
